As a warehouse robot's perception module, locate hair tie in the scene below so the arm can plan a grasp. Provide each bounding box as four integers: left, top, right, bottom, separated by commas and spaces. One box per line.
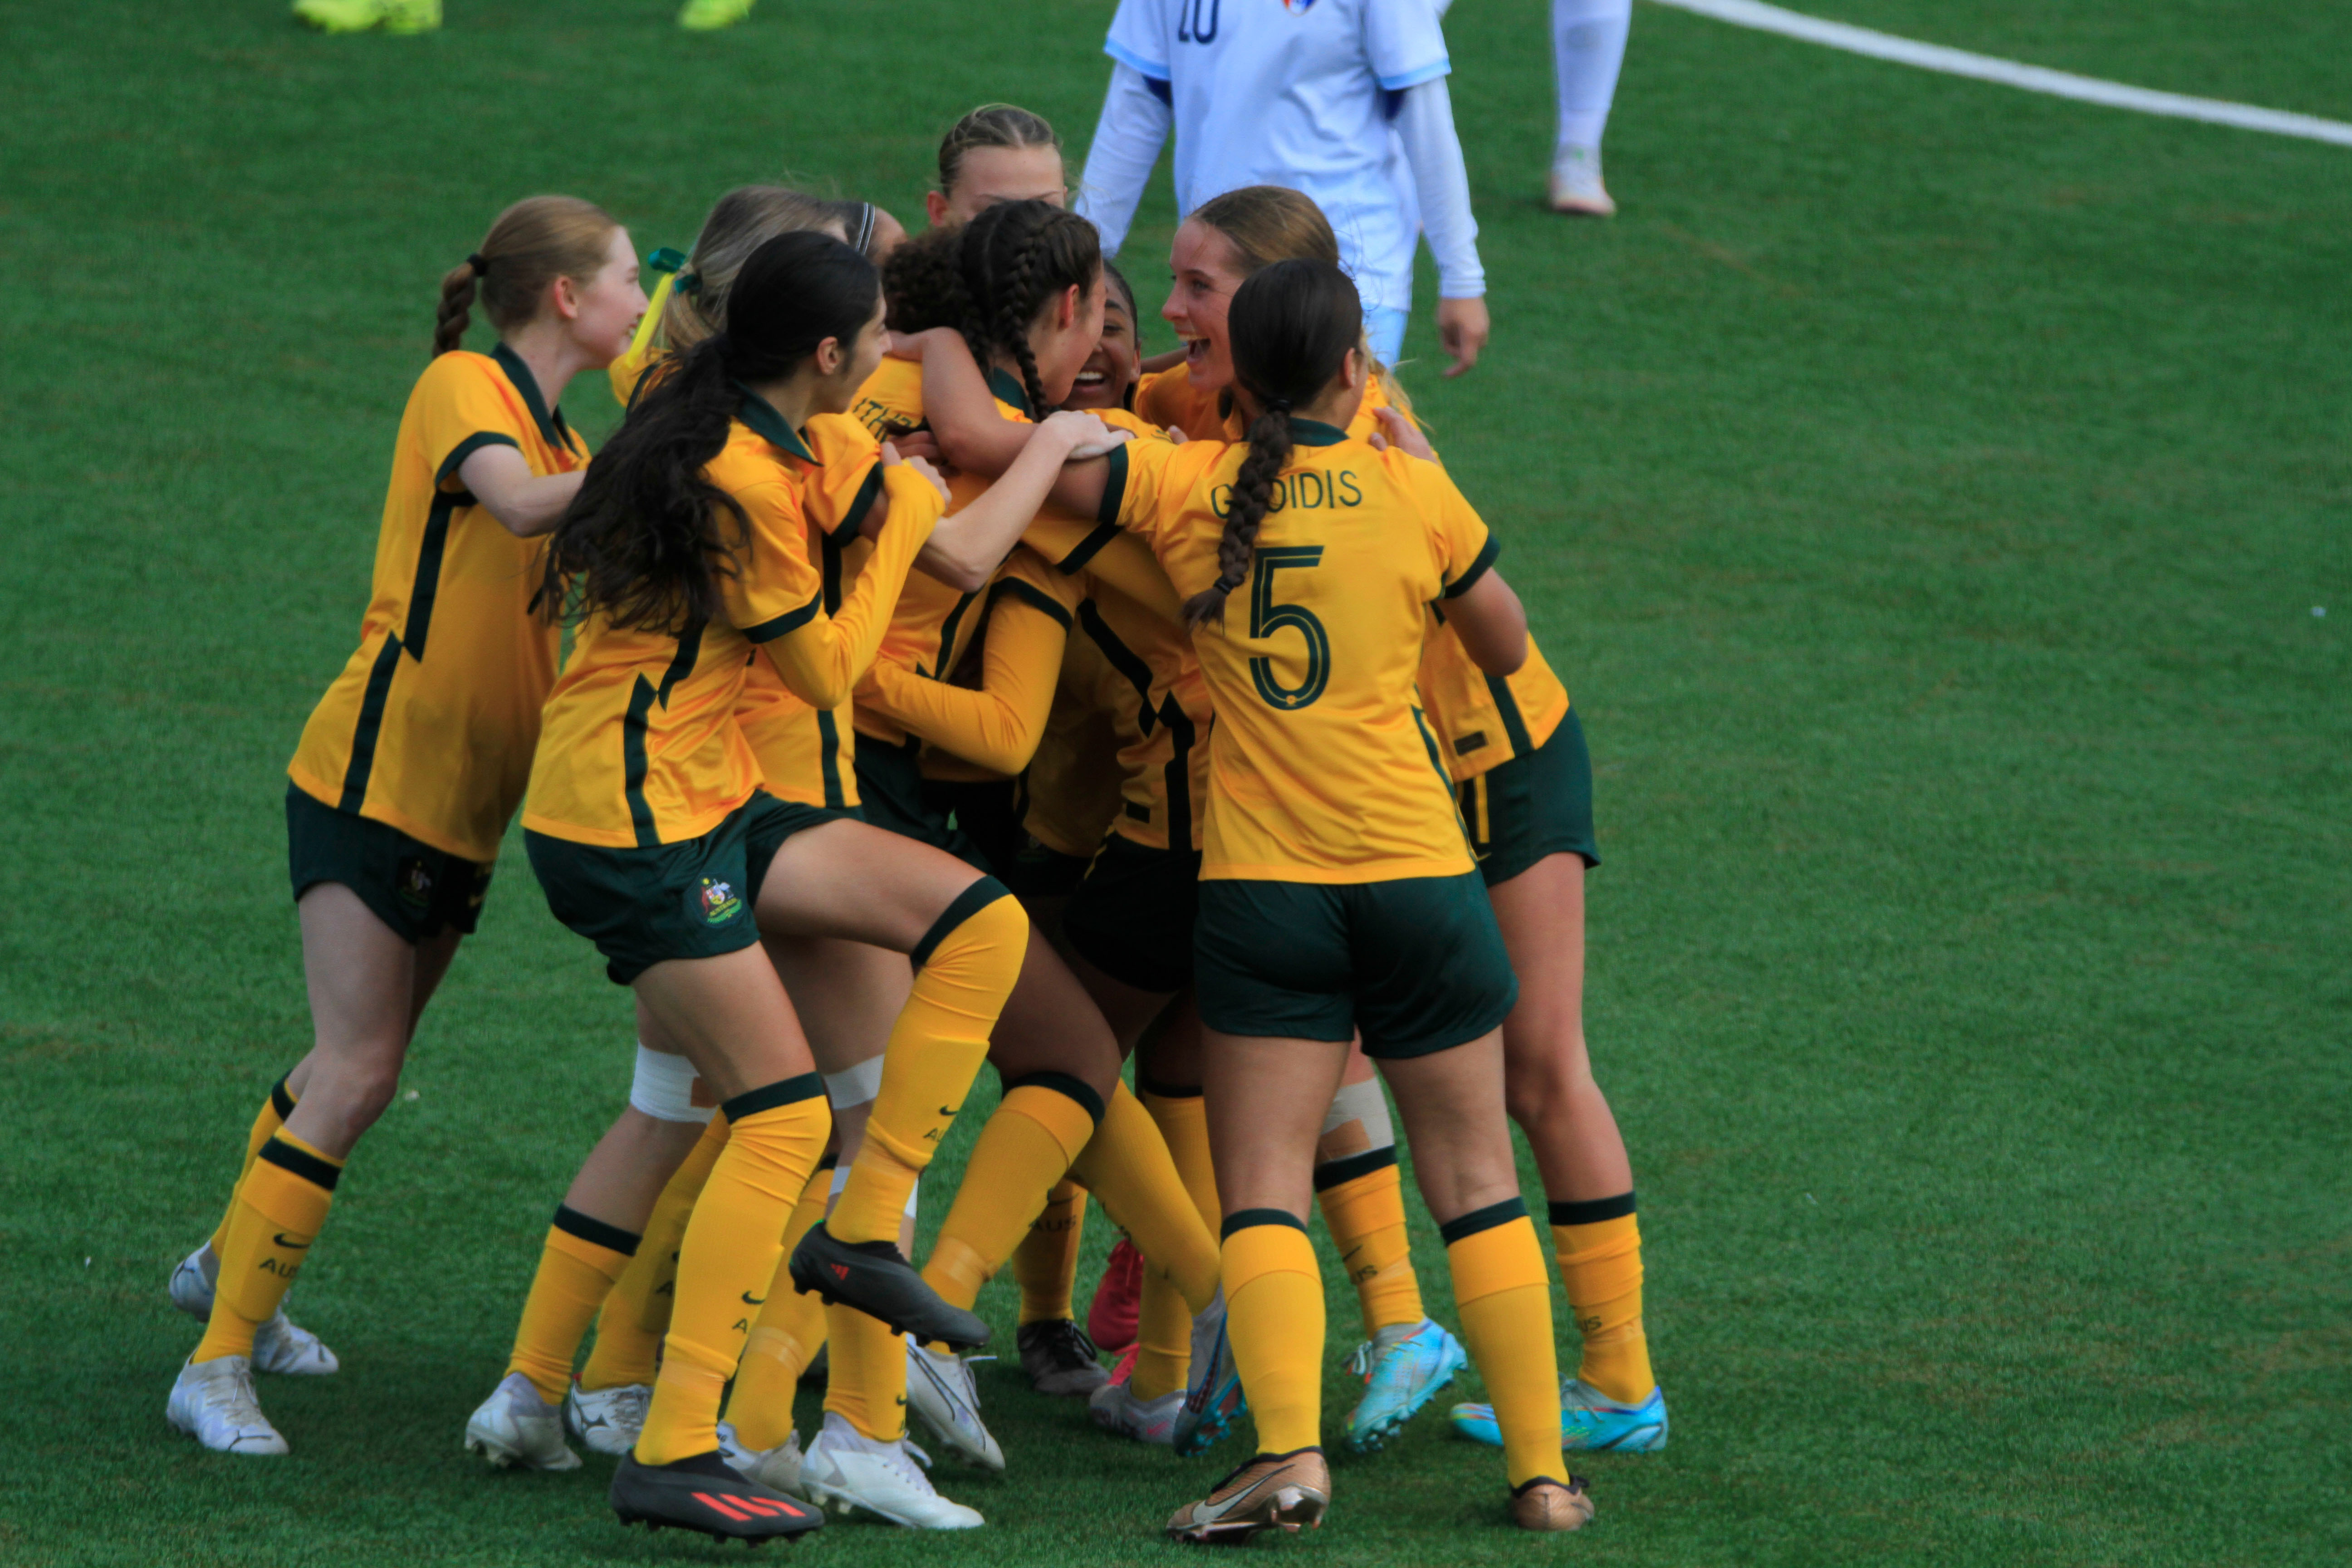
676, 270, 703, 297
1267, 396, 1293, 414
466, 252, 490, 277
850, 202, 878, 257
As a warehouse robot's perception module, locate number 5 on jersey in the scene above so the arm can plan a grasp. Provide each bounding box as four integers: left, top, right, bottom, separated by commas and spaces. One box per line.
1249, 546, 1328, 710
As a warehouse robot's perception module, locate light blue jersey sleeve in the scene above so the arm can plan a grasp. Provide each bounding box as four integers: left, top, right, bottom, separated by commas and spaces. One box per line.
1365, 0, 1451, 91
1105, 0, 1172, 82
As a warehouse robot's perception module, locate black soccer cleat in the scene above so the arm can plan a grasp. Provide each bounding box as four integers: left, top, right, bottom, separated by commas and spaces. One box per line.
610, 1449, 823, 1544
788, 1222, 991, 1350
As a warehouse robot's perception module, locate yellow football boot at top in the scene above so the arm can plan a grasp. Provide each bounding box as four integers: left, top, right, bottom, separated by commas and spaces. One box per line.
380, 0, 441, 34
677, 0, 755, 30
292, 0, 387, 34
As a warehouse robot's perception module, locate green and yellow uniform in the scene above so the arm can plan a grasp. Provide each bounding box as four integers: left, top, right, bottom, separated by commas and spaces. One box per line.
842, 358, 1169, 867
284, 344, 582, 941
1140, 365, 1595, 887
1096, 420, 1516, 1055
522, 390, 940, 983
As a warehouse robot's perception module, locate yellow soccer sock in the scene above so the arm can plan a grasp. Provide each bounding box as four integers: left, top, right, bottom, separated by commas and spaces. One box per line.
194, 1132, 342, 1363
823, 1300, 910, 1441
725, 1156, 836, 1451
1138, 1079, 1219, 1230
1009, 1178, 1088, 1326
1073, 1083, 1220, 1314
635, 1079, 829, 1466
1220, 1214, 1325, 1456
831, 882, 1026, 1245
1316, 1155, 1424, 1337
206, 1074, 297, 1257
581, 1113, 728, 1391
1446, 1203, 1567, 1490
505, 1207, 638, 1404
1550, 1195, 1654, 1405
923, 1077, 1099, 1321
1132, 1267, 1191, 1401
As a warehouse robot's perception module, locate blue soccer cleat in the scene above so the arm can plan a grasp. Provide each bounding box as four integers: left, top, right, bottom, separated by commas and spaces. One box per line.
1448, 1377, 1669, 1453
1343, 1318, 1468, 1452
1172, 1291, 1247, 1457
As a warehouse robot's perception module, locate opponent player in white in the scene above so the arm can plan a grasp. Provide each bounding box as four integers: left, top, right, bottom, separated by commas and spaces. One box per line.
1548, 0, 1632, 216
1073, 0, 1489, 378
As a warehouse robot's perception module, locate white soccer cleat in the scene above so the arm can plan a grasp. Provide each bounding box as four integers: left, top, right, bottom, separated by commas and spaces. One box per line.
718, 1419, 808, 1497
463, 1372, 581, 1471
906, 1342, 1004, 1471
167, 1356, 289, 1456
1548, 144, 1617, 217
799, 1412, 984, 1529
169, 1245, 338, 1376
1088, 1372, 1182, 1446
562, 1378, 649, 1456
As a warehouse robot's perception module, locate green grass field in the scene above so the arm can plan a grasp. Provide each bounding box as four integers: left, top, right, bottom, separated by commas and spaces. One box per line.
3, 1, 2347, 1563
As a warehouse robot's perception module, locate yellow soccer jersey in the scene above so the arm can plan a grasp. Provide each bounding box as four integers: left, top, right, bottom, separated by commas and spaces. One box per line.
858, 547, 1080, 779
287, 346, 581, 863
1101, 423, 1495, 882
1070, 577, 1214, 854
842, 359, 1172, 748
1138, 367, 1573, 779
1024, 637, 1130, 859
523, 392, 939, 848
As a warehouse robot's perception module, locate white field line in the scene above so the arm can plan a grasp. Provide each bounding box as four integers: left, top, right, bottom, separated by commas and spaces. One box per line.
1648, 0, 2352, 148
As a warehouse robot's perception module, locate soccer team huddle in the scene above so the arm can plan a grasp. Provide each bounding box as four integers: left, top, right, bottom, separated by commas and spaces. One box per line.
161, 91, 1666, 1548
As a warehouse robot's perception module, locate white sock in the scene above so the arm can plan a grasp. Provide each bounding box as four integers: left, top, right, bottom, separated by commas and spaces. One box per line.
1553, 0, 1632, 155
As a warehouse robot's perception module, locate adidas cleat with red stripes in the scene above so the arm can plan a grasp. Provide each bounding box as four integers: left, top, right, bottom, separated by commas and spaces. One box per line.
787, 1223, 990, 1351
610, 1450, 823, 1543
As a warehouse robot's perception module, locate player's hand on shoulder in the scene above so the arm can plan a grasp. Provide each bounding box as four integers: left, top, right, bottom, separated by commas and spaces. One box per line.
1369, 406, 1437, 463
880, 440, 952, 511
1040, 409, 1132, 460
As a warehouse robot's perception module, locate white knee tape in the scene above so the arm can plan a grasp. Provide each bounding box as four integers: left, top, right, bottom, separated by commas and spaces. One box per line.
629, 1044, 715, 1124
1321, 1078, 1394, 1147
822, 1055, 886, 1112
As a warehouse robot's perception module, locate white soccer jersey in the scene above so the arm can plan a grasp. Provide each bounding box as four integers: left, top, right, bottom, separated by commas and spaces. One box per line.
1099, 0, 1455, 316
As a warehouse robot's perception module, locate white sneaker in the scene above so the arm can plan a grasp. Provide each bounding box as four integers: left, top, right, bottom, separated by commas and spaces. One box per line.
463, 1372, 581, 1471
168, 1245, 338, 1376
1088, 1374, 1181, 1446
563, 1378, 649, 1456
799, 1411, 983, 1529
906, 1342, 1004, 1470
717, 1419, 807, 1497
1548, 144, 1617, 216
167, 1356, 288, 1455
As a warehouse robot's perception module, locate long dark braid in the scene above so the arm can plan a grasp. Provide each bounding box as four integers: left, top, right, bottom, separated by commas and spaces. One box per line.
1184, 260, 1364, 627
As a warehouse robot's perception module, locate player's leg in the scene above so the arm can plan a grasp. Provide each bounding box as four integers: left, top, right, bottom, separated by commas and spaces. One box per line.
1163, 1029, 1345, 1542
1357, 873, 1591, 1532
1550, 0, 1631, 215
1317, 1043, 1469, 1453
170, 884, 434, 1455
608, 942, 828, 1541
466, 1041, 709, 1471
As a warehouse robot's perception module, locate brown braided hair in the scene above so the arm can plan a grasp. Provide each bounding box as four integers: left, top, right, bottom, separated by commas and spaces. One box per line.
1186, 260, 1363, 628
882, 199, 1099, 417
433, 195, 619, 357
937, 103, 1062, 201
